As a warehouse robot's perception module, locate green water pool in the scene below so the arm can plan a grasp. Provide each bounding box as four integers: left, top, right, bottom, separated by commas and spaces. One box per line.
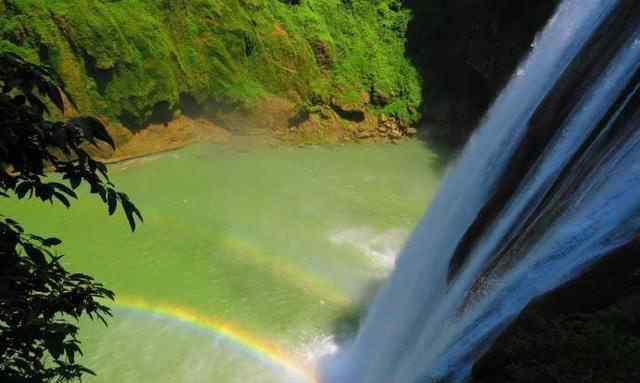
2, 141, 444, 382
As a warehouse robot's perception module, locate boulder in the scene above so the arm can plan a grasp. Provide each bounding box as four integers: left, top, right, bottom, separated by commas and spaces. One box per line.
356, 130, 373, 139
389, 130, 403, 139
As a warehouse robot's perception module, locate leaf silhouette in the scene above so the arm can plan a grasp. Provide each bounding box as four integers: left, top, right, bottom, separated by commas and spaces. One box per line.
106, 188, 117, 216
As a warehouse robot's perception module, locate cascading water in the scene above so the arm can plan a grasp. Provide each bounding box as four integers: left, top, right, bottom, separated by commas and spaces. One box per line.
321, 1, 640, 382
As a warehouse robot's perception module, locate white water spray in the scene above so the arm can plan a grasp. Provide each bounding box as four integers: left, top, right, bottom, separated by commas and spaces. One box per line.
322, 1, 640, 381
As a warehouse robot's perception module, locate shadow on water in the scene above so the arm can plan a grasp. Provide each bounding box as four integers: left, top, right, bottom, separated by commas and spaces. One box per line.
330, 278, 387, 347
417, 130, 460, 177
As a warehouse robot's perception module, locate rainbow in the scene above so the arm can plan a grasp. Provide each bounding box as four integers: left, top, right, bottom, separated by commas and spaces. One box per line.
219, 237, 352, 308
114, 296, 319, 383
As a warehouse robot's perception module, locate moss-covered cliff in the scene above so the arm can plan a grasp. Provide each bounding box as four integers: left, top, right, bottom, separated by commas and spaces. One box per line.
0, 0, 421, 136
1, 0, 564, 148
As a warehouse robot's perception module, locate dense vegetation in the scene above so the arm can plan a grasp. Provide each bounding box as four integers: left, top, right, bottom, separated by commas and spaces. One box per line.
0, 0, 422, 131
0, 0, 562, 146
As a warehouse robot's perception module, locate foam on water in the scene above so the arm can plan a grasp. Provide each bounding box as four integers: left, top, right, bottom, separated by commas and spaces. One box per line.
329, 227, 409, 270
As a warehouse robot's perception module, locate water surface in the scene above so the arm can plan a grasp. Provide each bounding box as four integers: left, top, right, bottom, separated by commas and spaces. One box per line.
4, 141, 443, 382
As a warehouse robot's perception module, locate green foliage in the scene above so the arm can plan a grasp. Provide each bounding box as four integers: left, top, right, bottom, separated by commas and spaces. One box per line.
0, 219, 113, 382
0, 53, 142, 230
0, 52, 142, 382
0, 0, 423, 127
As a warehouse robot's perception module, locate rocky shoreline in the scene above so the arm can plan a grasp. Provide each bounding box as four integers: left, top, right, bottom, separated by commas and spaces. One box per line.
354, 115, 418, 143
85, 115, 231, 164
88, 102, 423, 164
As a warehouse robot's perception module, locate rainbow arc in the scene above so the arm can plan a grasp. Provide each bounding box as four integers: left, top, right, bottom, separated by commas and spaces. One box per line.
114, 296, 319, 383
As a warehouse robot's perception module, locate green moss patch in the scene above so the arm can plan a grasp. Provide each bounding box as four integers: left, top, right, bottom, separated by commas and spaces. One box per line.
1, 0, 422, 128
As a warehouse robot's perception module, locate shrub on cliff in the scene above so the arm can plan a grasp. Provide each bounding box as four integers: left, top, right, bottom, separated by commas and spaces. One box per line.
0, 52, 142, 382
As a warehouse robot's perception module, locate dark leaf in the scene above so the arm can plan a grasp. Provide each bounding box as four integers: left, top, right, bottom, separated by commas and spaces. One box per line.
50, 182, 78, 199
53, 191, 71, 208
119, 194, 143, 232
122, 202, 136, 232
26, 93, 49, 114
65, 343, 79, 364
45, 336, 64, 360
69, 175, 81, 189
46, 85, 65, 112
96, 161, 108, 177
131, 203, 143, 222
43, 237, 62, 246
92, 122, 115, 149
107, 188, 117, 216
5, 218, 23, 233
15, 181, 32, 199
68, 116, 115, 149
24, 243, 47, 265
81, 366, 97, 376
97, 187, 107, 203
35, 183, 53, 201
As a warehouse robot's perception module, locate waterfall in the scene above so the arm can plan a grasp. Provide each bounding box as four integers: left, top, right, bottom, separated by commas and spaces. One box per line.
321, 1, 640, 382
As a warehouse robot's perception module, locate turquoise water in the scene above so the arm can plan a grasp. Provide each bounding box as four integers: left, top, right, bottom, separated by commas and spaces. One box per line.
3, 141, 444, 382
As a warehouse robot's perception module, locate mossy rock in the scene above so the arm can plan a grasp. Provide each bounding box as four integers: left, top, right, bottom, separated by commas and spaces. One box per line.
1, 0, 423, 129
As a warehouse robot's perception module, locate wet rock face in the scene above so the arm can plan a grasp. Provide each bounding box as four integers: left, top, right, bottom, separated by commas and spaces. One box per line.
404, 0, 560, 144
471, 241, 640, 383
